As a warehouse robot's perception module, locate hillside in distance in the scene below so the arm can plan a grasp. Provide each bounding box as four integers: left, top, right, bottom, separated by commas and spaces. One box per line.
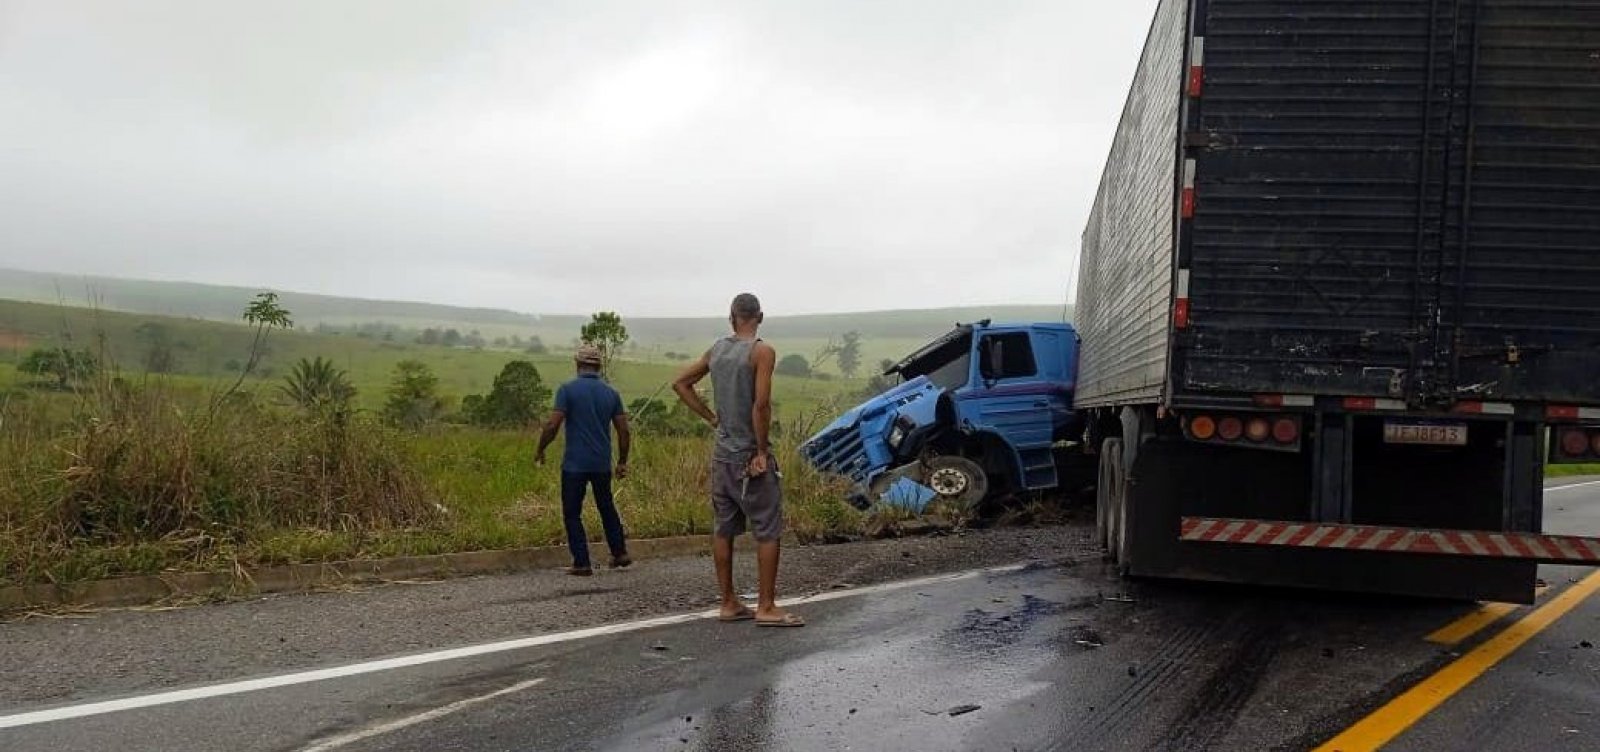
0, 267, 1071, 352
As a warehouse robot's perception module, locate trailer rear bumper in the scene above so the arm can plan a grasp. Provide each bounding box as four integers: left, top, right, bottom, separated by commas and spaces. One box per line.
1182, 517, 1600, 566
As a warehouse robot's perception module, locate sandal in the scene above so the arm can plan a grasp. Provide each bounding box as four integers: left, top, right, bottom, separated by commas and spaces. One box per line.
718, 606, 756, 622
755, 613, 806, 628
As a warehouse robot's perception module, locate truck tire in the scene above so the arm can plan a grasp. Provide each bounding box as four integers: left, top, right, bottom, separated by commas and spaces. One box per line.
925, 455, 989, 511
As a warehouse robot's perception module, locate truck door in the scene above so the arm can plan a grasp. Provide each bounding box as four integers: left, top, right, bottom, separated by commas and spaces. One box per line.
966, 331, 1059, 490
1437, 2, 1600, 404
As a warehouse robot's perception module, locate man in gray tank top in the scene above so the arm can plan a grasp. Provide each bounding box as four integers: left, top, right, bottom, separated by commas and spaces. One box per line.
672, 293, 804, 627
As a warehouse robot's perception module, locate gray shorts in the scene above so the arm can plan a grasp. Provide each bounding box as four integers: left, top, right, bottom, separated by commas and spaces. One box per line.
711, 459, 784, 541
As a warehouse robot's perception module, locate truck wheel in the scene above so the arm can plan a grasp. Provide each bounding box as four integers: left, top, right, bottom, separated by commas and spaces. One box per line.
925, 456, 989, 511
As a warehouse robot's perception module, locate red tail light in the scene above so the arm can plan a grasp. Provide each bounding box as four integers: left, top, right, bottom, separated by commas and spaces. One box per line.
1189, 415, 1217, 440
1272, 418, 1299, 444
1560, 429, 1589, 457
1217, 416, 1243, 441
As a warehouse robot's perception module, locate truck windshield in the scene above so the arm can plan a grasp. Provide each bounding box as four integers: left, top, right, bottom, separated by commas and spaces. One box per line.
897, 331, 973, 390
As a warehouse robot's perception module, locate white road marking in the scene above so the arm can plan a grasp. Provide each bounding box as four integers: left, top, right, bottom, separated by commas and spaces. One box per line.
0, 563, 1029, 730
297, 678, 545, 752
1548, 479, 1600, 493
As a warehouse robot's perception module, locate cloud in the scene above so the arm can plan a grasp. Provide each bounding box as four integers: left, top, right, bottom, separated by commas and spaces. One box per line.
0, 0, 1157, 316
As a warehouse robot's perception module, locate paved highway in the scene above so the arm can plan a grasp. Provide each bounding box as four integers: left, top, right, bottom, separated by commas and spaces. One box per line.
2, 480, 1597, 751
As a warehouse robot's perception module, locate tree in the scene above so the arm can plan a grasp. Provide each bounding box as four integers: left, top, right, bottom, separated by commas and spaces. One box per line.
418, 328, 441, 346
493, 336, 509, 348
135, 322, 177, 374
466, 360, 552, 427
19, 347, 98, 389
776, 353, 812, 378
860, 359, 900, 398
524, 335, 548, 355
838, 331, 863, 379
212, 293, 293, 415
278, 356, 356, 412
384, 360, 446, 429
580, 312, 629, 376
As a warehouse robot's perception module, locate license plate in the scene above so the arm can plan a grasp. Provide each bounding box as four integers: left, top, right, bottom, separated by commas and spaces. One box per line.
1383, 422, 1468, 446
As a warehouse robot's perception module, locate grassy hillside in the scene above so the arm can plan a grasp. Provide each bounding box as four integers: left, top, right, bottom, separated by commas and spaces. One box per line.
0, 299, 860, 418
0, 267, 1070, 369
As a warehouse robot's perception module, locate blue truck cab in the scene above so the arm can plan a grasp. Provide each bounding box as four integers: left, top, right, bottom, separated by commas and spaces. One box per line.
800, 320, 1085, 512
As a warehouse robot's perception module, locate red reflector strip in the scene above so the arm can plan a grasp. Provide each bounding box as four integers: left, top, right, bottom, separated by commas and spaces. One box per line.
1174, 298, 1191, 329
1188, 36, 1205, 97
1548, 405, 1579, 420
1343, 397, 1407, 411
1255, 394, 1315, 408
1180, 517, 1600, 565
1181, 159, 1196, 218
1548, 406, 1600, 422
1453, 401, 1514, 416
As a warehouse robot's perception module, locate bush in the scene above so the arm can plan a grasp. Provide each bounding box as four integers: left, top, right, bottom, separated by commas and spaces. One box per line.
777, 353, 812, 378
463, 360, 552, 428
0, 381, 437, 584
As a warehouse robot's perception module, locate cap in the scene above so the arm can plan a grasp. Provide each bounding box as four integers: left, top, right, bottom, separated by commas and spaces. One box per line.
575, 344, 604, 365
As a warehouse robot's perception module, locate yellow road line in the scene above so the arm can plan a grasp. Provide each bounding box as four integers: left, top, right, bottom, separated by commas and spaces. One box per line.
1318, 570, 1600, 752
1422, 584, 1550, 646
1423, 602, 1518, 646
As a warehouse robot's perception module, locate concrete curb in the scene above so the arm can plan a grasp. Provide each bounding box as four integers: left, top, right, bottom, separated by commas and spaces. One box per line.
0, 534, 738, 613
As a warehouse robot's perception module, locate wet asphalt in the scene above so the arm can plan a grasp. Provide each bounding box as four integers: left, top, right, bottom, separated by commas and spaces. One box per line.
2, 480, 1597, 752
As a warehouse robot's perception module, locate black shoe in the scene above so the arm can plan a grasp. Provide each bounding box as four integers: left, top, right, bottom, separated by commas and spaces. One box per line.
566, 566, 594, 577
610, 554, 633, 569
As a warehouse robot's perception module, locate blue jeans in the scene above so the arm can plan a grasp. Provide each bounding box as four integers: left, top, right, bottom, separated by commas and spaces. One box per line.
561, 471, 627, 568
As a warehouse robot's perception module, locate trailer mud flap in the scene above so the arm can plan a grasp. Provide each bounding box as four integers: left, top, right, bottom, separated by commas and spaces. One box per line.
1181, 517, 1600, 566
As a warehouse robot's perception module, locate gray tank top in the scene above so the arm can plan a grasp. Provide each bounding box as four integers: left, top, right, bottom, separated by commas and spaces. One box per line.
709, 336, 759, 463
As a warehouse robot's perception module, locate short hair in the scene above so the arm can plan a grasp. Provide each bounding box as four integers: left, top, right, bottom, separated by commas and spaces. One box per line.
730, 293, 762, 321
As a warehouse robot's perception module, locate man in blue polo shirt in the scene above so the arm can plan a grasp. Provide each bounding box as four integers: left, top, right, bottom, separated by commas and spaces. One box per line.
535, 345, 632, 576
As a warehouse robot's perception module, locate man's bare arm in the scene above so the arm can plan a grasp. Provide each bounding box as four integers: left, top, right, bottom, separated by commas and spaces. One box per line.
535, 411, 564, 463
671, 352, 718, 427
612, 413, 631, 470
751, 342, 776, 456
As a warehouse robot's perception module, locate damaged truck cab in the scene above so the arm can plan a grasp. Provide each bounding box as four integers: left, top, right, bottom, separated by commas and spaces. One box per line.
801, 321, 1084, 513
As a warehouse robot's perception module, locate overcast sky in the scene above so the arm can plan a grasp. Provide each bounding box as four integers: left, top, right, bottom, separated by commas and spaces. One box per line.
1, 0, 1156, 316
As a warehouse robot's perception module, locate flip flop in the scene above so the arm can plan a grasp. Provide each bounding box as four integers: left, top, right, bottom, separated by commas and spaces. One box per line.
717, 607, 756, 623
755, 613, 806, 628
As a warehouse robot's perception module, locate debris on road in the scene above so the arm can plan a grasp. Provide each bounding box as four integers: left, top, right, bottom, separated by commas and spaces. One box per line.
1578, 640, 1594, 649
947, 704, 982, 717
651, 641, 670, 651
1127, 664, 1139, 677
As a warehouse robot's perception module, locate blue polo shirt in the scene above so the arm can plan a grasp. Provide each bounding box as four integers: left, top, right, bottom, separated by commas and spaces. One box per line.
553, 373, 625, 474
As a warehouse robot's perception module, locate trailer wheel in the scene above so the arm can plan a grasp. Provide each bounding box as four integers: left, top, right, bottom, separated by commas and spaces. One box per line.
925, 455, 989, 511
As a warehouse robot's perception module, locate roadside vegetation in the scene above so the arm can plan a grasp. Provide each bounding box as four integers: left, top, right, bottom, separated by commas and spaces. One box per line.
0, 296, 913, 587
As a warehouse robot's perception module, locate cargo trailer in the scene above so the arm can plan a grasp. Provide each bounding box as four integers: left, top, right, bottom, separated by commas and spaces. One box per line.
1076, 0, 1600, 602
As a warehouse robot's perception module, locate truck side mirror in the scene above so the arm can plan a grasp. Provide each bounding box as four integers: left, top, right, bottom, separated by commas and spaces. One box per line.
982, 340, 1003, 386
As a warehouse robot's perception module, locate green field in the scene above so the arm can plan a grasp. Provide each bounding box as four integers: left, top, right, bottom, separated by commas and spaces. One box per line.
0, 267, 1068, 374
0, 298, 865, 419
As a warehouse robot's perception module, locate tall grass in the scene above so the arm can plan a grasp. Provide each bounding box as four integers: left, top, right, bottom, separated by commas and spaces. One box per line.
0, 373, 865, 586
